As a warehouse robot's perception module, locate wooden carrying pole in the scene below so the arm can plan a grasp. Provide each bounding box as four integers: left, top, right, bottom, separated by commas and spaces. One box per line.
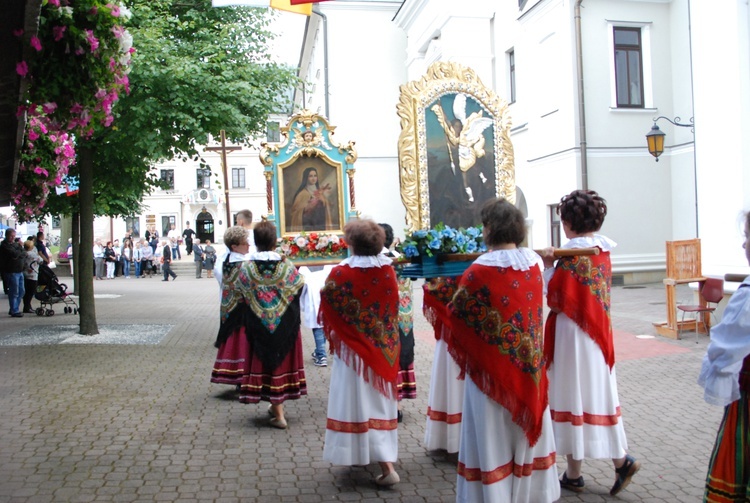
394, 247, 600, 264
205, 130, 241, 226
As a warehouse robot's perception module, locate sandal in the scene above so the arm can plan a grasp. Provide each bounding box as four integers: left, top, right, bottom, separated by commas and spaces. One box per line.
269, 416, 287, 430
560, 472, 585, 493
610, 454, 640, 496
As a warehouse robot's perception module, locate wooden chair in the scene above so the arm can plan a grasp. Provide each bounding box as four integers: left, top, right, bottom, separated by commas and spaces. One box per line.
653, 239, 707, 339
676, 277, 724, 337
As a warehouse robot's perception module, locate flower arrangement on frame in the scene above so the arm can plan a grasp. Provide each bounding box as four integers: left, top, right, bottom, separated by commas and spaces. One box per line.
397, 223, 486, 259
276, 232, 348, 260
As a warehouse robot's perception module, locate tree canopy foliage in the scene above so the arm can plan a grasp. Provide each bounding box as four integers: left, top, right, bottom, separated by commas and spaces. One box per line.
45, 0, 297, 218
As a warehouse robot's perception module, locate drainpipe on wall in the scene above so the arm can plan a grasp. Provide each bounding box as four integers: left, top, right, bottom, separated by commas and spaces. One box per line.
311, 9, 330, 120
575, 0, 588, 190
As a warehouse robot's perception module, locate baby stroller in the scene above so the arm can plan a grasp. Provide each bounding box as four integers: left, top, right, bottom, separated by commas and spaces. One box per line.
34, 262, 79, 316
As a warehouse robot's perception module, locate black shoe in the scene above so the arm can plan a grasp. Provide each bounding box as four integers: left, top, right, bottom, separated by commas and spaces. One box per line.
23, 308, 33, 314
10, 312, 23, 318
172, 275, 177, 280
560, 472, 584, 493
161, 279, 169, 282
397, 410, 403, 423
610, 455, 640, 496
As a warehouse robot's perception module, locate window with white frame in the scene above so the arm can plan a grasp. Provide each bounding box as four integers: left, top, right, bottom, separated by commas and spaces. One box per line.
613, 27, 644, 108
232, 167, 246, 189
160, 169, 174, 190
549, 204, 561, 248
608, 22, 653, 109
196, 168, 211, 189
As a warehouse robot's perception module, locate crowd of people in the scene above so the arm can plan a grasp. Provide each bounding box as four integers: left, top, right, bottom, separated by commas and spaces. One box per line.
90, 223, 217, 282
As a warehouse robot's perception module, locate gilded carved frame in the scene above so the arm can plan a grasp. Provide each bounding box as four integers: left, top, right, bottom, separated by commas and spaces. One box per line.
397, 62, 515, 231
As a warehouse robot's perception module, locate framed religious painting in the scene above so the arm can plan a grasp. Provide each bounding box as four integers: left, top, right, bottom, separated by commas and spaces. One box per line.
260, 110, 358, 265
397, 61, 515, 231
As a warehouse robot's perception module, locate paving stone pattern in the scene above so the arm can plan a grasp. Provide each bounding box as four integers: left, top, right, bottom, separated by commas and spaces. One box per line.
0, 276, 722, 502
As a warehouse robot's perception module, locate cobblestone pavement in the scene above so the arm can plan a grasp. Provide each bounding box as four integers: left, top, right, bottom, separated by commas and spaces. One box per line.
0, 275, 721, 502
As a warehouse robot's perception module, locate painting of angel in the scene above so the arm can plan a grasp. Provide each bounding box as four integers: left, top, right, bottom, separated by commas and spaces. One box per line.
426, 93, 497, 228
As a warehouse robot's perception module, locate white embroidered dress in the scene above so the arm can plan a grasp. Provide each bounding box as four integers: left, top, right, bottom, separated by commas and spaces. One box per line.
545, 235, 628, 460
322, 255, 399, 466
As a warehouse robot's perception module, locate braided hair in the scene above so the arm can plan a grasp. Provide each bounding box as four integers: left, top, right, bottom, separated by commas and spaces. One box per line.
557, 190, 607, 234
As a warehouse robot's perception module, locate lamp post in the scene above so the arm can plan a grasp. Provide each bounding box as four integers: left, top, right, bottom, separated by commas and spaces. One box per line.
645, 116, 695, 161
645, 115, 698, 237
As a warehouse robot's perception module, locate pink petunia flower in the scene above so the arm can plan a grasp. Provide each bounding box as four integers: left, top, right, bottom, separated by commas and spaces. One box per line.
28, 129, 39, 141
52, 26, 66, 41
84, 30, 99, 52
48, 0, 60, 6
30, 36, 42, 51
106, 3, 121, 17
42, 102, 57, 114
16, 61, 28, 77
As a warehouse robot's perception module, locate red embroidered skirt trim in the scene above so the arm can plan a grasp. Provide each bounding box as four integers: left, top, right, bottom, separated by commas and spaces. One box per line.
427, 407, 463, 425
550, 406, 622, 426
326, 417, 398, 434
458, 452, 557, 484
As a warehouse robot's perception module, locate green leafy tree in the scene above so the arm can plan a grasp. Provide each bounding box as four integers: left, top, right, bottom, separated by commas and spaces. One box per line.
21, 0, 298, 334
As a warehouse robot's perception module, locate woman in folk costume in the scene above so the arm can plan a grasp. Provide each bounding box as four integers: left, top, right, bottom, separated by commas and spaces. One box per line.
542, 189, 639, 495
320, 219, 401, 486
211, 226, 253, 388
446, 198, 559, 503
378, 223, 416, 423
213, 223, 306, 429
698, 211, 750, 503
422, 274, 464, 453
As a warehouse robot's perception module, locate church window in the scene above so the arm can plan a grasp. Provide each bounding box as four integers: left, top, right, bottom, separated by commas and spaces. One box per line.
196, 168, 211, 189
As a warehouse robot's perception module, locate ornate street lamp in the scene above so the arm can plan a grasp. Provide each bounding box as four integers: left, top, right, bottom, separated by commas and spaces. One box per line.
645, 116, 694, 162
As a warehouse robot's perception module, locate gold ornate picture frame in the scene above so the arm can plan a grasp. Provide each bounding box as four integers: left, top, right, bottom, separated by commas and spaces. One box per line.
397, 62, 515, 231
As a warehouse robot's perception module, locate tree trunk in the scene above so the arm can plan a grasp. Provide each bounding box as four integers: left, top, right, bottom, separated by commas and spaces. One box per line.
78, 147, 98, 335
72, 212, 80, 296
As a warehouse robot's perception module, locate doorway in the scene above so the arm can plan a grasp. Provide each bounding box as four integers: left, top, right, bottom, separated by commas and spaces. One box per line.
196, 209, 214, 244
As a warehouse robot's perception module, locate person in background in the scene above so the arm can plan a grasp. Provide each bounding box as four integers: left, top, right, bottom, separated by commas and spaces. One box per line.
113, 239, 121, 277
133, 240, 142, 279
542, 189, 639, 496
214, 209, 256, 284
35, 231, 50, 264
121, 238, 133, 279
161, 240, 177, 281
298, 264, 333, 367
193, 239, 204, 278
93, 239, 105, 280
319, 219, 401, 486
140, 238, 154, 278
379, 222, 416, 423
203, 239, 216, 279
66, 238, 73, 276
167, 224, 181, 260
698, 210, 750, 503
104, 241, 117, 279
1, 228, 26, 317
22, 240, 42, 314
447, 198, 559, 502
183, 222, 195, 256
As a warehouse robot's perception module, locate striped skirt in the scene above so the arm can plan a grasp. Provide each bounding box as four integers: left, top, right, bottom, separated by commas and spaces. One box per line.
236, 327, 307, 405
705, 388, 750, 502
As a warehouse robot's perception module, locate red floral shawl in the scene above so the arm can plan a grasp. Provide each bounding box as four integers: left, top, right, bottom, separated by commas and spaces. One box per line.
422, 276, 462, 340
445, 264, 548, 445
544, 250, 614, 369
319, 264, 400, 398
